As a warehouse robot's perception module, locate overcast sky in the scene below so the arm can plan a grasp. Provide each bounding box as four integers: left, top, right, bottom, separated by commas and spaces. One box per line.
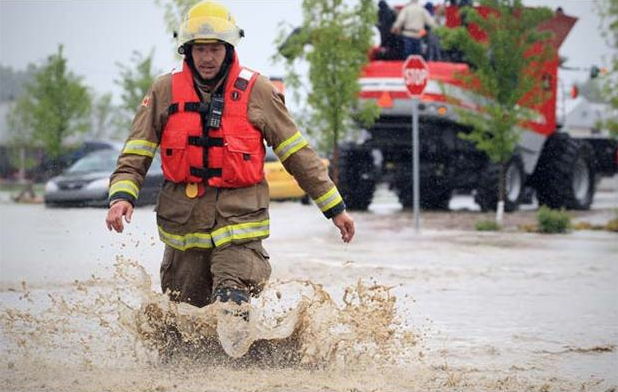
0, 0, 612, 104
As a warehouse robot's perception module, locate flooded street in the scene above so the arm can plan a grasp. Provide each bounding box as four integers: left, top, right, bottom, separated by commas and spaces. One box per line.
1, 187, 617, 391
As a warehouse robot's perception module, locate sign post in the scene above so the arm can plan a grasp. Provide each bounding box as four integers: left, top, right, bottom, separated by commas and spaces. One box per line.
402, 55, 429, 233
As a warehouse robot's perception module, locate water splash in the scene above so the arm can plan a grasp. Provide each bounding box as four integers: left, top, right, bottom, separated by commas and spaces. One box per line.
114, 256, 417, 368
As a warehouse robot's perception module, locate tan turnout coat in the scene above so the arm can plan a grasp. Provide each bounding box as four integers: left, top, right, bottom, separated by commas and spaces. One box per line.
109, 66, 345, 251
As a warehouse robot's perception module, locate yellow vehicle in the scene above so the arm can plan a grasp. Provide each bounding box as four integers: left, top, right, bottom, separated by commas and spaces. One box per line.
264, 148, 306, 201
264, 148, 329, 202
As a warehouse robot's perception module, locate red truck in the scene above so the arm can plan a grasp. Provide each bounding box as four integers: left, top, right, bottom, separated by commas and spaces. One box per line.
337, 4, 617, 211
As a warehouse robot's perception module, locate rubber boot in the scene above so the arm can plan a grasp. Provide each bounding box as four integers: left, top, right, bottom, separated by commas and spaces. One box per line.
213, 287, 253, 358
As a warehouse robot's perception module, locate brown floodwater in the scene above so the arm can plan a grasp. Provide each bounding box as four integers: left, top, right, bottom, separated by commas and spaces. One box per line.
1, 190, 617, 391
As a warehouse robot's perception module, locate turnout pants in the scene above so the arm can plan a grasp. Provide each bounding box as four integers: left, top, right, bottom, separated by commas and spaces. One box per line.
160, 240, 271, 308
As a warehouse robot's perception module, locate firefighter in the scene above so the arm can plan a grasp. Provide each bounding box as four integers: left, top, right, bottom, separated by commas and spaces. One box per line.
104, 1, 354, 310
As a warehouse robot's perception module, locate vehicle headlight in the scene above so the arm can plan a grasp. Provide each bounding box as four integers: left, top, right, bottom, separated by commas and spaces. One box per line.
85, 178, 111, 191
45, 181, 58, 193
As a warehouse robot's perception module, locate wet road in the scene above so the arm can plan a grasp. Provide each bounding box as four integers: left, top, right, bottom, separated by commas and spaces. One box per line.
0, 187, 617, 391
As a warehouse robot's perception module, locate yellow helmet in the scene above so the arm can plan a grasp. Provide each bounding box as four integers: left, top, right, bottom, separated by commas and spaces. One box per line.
177, 1, 244, 51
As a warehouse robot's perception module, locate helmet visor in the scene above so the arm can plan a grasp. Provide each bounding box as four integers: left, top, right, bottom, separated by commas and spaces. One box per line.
178, 15, 242, 47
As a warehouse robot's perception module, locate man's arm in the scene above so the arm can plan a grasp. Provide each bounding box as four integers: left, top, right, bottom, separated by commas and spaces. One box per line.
105, 75, 168, 233
249, 76, 355, 242
391, 7, 406, 33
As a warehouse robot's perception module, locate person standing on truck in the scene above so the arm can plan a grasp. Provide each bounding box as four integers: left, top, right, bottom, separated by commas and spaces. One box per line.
105, 1, 355, 311
377, 0, 402, 59
391, 0, 438, 58
423, 1, 443, 61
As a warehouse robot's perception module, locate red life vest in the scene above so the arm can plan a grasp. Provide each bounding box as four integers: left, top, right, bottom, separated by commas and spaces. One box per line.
160, 54, 265, 188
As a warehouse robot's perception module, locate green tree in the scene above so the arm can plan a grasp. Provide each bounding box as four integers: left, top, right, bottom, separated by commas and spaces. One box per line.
596, 0, 618, 137
274, 0, 379, 183
438, 0, 554, 221
115, 49, 159, 133
6, 45, 91, 176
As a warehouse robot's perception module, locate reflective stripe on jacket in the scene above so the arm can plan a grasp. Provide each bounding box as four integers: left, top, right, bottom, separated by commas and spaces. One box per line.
158, 218, 270, 251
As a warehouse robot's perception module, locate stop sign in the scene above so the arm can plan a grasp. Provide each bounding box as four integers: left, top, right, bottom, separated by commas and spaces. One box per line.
402, 55, 429, 97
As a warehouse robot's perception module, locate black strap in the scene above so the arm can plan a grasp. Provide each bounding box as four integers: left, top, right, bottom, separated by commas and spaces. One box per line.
188, 136, 224, 147
168, 103, 179, 115
168, 101, 208, 115
185, 102, 209, 113
190, 167, 222, 179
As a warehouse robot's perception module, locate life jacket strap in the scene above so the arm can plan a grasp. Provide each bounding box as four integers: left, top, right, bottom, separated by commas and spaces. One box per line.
188, 136, 224, 147
168, 101, 209, 115
190, 167, 222, 179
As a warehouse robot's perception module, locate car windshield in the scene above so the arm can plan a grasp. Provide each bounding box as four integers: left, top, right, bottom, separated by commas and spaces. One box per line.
66, 150, 119, 174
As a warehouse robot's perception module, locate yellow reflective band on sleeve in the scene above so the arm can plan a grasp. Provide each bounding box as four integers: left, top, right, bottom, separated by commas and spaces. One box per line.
123, 139, 158, 158
314, 186, 343, 212
211, 219, 270, 247
109, 180, 139, 199
274, 132, 308, 162
158, 226, 214, 251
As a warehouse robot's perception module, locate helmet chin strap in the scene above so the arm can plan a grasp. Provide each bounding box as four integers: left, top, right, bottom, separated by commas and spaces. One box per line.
185, 43, 235, 87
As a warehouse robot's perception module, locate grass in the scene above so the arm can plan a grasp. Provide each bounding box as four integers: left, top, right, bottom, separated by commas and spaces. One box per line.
475, 219, 501, 231
536, 206, 571, 234
573, 218, 618, 232
0, 182, 45, 194
606, 218, 618, 232
0, 180, 44, 191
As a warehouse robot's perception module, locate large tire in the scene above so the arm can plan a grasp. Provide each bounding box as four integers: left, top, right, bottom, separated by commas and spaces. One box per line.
336, 143, 377, 211
534, 134, 596, 210
395, 173, 452, 210
474, 155, 526, 212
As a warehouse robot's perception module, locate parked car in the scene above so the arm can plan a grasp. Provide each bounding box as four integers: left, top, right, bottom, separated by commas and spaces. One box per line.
44, 148, 163, 207
33, 140, 124, 182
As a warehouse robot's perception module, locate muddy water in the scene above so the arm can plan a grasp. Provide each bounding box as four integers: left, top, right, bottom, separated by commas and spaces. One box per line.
1, 195, 617, 391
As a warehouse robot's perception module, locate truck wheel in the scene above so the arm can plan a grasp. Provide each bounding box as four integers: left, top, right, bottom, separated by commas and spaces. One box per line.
396, 176, 451, 210
474, 156, 525, 212
535, 134, 595, 210
421, 188, 452, 210
336, 143, 376, 211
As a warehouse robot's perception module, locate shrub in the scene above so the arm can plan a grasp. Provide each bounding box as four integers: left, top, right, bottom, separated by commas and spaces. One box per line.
537, 206, 571, 234
475, 220, 501, 231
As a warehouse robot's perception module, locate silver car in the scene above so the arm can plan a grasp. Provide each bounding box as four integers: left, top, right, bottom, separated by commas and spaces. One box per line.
44, 148, 163, 207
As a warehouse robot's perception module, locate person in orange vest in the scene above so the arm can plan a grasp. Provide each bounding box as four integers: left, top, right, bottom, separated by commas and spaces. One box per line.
105, 1, 354, 313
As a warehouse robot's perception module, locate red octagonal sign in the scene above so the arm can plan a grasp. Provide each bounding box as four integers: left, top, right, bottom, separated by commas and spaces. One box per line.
402, 55, 429, 97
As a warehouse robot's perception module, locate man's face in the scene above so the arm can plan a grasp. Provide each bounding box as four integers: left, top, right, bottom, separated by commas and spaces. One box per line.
191, 43, 227, 80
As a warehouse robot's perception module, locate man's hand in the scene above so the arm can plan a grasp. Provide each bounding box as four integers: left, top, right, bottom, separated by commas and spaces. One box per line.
105, 200, 134, 233
332, 211, 355, 243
